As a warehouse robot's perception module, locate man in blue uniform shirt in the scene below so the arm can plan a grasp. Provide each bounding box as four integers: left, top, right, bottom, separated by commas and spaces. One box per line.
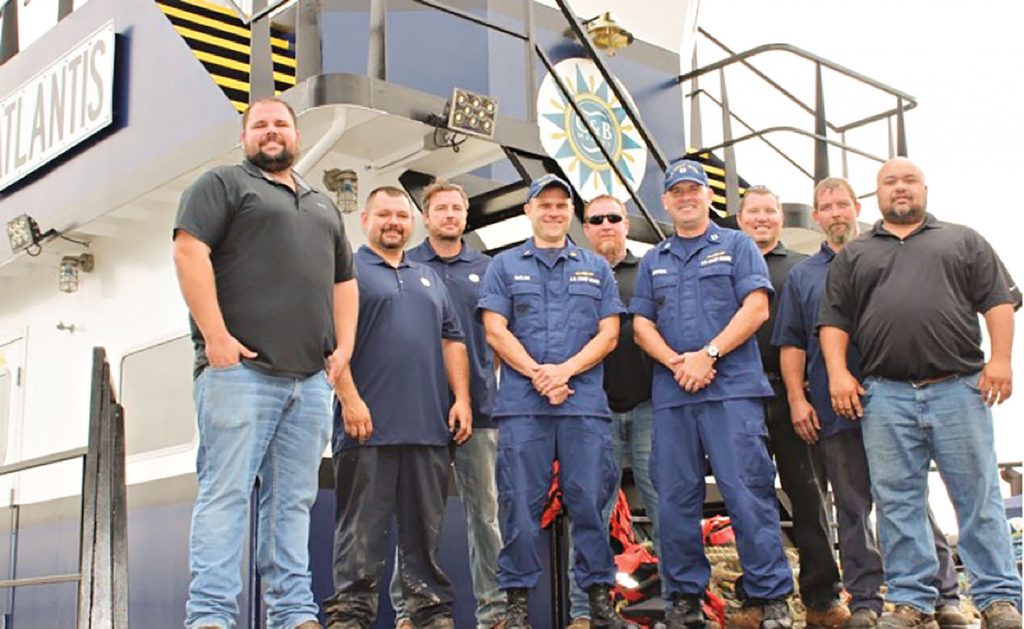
477, 174, 632, 629
389, 180, 506, 629
324, 186, 472, 629
632, 160, 793, 629
772, 177, 969, 629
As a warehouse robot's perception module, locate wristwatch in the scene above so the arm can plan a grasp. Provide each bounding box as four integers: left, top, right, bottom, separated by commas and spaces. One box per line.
704, 343, 720, 361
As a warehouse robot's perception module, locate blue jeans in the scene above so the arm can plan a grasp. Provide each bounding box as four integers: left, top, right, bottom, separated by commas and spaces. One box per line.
861, 372, 1021, 613
390, 429, 505, 628
185, 364, 331, 629
567, 401, 659, 619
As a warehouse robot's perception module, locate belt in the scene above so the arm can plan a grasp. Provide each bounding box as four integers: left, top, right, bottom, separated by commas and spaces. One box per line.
908, 373, 956, 388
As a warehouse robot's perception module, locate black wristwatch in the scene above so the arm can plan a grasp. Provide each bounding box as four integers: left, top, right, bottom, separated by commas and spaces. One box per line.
704, 343, 720, 362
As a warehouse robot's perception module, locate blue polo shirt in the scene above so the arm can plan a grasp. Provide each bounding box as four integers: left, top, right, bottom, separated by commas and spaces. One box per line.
407, 239, 497, 430
631, 222, 774, 411
771, 242, 862, 439
477, 239, 623, 418
335, 246, 464, 450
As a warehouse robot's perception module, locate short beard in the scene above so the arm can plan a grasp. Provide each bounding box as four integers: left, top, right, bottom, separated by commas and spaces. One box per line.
377, 231, 406, 250
883, 204, 925, 225
827, 223, 854, 247
432, 230, 461, 244
595, 239, 625, 260
248, 148, 295, 173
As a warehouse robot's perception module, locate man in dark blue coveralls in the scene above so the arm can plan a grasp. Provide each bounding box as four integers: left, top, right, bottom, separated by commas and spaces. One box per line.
632, 160, 793, 629
477, 174, 633, 629
324, 186, 472, 629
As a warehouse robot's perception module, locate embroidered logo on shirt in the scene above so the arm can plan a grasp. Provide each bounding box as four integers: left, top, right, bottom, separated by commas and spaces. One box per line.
700, 251, 732, 266
569, 271, 600, 286
469, 273, 480, 283
514, 274, 532, 281
420, 277, 432, 287
651, 268, 668, 276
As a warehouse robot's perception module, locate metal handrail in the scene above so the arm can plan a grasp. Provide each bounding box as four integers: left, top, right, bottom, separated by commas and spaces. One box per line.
679, 35, 918, 133
700, 126, 889, 165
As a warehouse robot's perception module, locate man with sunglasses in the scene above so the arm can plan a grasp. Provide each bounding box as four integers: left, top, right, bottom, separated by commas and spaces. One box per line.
735, 186, 849, 628
632, 160, 793, 629
564, 196, 658, 627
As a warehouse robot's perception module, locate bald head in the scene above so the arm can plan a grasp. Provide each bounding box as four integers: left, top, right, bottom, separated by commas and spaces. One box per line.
876, 158, 928, 226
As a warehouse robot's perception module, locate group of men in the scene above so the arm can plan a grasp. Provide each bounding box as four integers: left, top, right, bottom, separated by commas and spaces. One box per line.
172, 97, 1022, 629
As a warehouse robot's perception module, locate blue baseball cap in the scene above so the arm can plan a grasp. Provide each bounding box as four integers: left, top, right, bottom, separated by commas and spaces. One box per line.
527, 174, 574, 202
664, 159, 709, 191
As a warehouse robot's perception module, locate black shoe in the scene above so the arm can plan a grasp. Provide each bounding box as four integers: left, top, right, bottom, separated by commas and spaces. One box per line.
761, 599, 793, 629
505, 588, 531, 629
586, 584, 638, 629
666, 594, 712, 628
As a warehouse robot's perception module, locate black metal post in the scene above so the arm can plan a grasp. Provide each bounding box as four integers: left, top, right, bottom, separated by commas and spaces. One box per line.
368, 0, 387, 81
895, 97, 908, 157
813, 62, 829, 184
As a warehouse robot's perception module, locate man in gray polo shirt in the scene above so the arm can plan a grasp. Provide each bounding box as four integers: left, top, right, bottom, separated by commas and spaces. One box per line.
819, 158, 1022, 629
174, 97, 359, 629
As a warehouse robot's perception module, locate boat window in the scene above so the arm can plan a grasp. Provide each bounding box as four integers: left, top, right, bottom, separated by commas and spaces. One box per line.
120, 335, 196, 456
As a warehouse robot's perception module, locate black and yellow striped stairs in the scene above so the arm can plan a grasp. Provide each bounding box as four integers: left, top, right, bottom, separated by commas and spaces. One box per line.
155, 0, 296, 112
684, 150, 752, 219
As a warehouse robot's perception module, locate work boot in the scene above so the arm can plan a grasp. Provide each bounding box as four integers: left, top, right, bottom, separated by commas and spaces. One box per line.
293, 622, 323, 629
843, 608, 879, 628
806, 601, 852, 628
934, 605, 970, 629
505, 588, 531, 629
566, 619, 591, 628
587, 584, 638, 628
877, 605, 938, 629
418, 617, 455, 629
732, 599, 792, 629
395, 621, 413, 629
980, 601, 1023, 629
666, 594, 714, 628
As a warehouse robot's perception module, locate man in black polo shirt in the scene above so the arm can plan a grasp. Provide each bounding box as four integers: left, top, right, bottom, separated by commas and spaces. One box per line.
565, 194, 659, 626
736, 186, 848, 628
324, 186, 471, 629
819, 158, 1022, 629
174, 97, 359, 629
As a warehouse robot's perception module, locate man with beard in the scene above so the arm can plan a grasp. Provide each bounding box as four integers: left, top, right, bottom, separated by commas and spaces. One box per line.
565, 195, 658, 628
324, 186, 471, 629
773, 177, 969, 629
478, 174, 633, 628
819, 159, 1023, 629
735, 186, 850, 628
388, 180, 506, 629
632, 160, 792, 629
174, 97, 358, 629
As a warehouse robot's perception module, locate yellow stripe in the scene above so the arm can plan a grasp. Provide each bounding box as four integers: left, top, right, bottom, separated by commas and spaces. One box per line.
193, 48, 250, 73
273, 71, 296, 85
272, 53, 297, 69
159, 4, 251, 38
178, 0, 237, 18
231, 100, 247, 112
212, 74, 250, 92
173, 24, 249, 55
703, 164, 726, 177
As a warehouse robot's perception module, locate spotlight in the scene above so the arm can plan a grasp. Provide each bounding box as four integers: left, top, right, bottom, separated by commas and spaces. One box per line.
7, 214, 44, 254
445, 88, 498, 140
58, 253, 95, 293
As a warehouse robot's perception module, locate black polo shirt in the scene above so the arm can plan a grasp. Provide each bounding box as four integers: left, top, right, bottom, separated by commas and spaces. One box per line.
603, 251, 653, 413
174, 160, 355, 378
818, 213, 1014, 380
758, 242, 806, 378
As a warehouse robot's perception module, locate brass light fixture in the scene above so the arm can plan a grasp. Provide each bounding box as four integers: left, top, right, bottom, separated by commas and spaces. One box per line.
582, 12, 633, 56
58, 253, 95, 293
323, 168, 359, 214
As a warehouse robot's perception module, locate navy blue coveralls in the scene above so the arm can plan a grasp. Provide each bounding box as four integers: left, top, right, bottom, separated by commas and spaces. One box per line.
630, 223, 793, 600
477, 239, 623, 592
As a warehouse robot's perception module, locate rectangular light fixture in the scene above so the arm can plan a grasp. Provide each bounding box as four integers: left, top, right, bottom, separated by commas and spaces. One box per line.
446, 88, 498, 140
6, 214, 43, 254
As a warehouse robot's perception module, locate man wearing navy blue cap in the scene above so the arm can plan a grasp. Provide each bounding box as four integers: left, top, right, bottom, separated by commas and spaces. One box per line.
389, 180, 506, 629
478, 174, 633, 629
324, 186, 471, 629
632, 160, 793, 629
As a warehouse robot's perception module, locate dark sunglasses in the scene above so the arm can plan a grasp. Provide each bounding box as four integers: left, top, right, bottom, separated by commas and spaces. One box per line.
585, 214, 624, 226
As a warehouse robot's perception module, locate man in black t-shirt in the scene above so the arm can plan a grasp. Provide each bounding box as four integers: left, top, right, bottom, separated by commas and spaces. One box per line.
819, 158, 1022, 629
173, 97, 358, 629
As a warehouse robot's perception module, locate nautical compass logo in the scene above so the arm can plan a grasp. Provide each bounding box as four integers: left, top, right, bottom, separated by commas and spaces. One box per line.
537, 58, 648, 201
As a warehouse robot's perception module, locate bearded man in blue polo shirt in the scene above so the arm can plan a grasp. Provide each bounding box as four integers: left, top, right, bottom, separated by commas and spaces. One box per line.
478, 174, 632, 629
632, 160, 793, 629
324, 186, 472, 629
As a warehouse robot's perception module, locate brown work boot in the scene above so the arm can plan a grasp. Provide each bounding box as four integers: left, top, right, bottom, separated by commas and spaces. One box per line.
293, 622, 323, 629
395, 620, 413, 629
877, 605, 938, 629
934, 604, 971, 629
566, 619, 590, 628
731, 600, 792, 629
806, 601, 852, 628
981, 601, 1023, 629
843, 608, 879, 628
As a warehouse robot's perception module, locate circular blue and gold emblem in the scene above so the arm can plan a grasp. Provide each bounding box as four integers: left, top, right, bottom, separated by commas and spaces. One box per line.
537, 58, 647, 201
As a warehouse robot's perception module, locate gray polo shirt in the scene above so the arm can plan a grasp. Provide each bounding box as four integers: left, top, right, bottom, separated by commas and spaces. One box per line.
817, 213, 1013, 381
174, 160, 355, 378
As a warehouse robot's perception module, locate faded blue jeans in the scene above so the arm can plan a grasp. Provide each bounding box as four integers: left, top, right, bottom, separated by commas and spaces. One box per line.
568, 401, 660, 620
390, 428, 506, 628
185, 363, 331, 629
860, 372, 1021, 613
